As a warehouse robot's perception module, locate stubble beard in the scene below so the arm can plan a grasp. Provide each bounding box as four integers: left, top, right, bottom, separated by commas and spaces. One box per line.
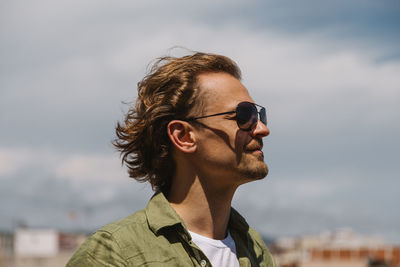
237, 153, 269, 181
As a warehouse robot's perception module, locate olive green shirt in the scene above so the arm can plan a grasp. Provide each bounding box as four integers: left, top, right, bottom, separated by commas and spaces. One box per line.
67, 192, 276, 267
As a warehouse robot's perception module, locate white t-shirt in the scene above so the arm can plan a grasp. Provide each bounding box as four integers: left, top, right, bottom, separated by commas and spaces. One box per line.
189, 230, 240, 267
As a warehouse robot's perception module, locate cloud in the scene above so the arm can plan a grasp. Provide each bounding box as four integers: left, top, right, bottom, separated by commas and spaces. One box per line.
234, 169, 400, 243
0, 146, 126, 183
0, 146, 153, 230
1, 0, 399, 243
55, 154, 124, 182
2, 22, 399, 151
0, 148, 31, 177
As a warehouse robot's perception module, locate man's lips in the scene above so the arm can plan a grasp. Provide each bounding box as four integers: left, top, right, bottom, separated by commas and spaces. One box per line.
245, 147, 263, 152
245, 140, 263, 152
245, 148, 264, 160
245, 145, 263, 157
245, 140, 264, 156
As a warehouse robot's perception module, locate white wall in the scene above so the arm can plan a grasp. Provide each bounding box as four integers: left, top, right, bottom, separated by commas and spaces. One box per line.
14, 229, 58, 257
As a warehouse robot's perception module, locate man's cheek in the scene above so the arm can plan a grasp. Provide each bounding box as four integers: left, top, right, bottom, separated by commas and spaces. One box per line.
235, 131, 249, 149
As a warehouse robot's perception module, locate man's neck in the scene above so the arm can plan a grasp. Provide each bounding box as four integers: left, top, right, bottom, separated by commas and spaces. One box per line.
168, 176, 237, 240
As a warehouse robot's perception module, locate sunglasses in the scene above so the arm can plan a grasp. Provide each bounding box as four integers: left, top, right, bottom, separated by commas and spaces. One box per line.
185, 101, 267, 131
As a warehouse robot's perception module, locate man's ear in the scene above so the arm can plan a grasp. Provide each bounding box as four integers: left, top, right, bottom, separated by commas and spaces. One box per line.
167, 120, 197, 153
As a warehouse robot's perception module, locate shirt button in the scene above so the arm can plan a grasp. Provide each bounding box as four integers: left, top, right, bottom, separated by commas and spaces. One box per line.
200, 260, 207, 267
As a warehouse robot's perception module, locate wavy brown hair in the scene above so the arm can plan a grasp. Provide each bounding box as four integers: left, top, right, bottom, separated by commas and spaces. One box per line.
113, 52, 241, 193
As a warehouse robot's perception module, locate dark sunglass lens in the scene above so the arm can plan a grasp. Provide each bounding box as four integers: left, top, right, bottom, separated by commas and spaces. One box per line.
260, 107, 267, 125
236, 102, 257, 130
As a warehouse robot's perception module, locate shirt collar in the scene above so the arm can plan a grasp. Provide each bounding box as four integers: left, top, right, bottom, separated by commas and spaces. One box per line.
145, 191, 250, 240
229, 207, 250, 232
229, 207, 250, 242
145, 191, 188, 234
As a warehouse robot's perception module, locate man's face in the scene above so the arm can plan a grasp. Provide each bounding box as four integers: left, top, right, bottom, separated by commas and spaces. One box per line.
192, 72, 270, 187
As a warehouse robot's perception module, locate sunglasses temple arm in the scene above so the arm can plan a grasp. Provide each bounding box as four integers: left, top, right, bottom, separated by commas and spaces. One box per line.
186, 111, 235, 121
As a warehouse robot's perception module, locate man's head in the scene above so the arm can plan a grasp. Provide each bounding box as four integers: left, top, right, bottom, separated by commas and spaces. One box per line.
114, 52, 242, 193
114, 52, 269, 194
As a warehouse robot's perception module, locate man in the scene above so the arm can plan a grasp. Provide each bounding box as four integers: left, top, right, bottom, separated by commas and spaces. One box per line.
67, 52, 275, 266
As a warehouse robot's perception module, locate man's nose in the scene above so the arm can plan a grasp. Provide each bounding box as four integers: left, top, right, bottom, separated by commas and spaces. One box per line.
251, 120, 270, 138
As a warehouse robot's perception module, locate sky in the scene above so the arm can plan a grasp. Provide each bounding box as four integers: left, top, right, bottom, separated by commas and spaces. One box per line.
1, 0, 399, 243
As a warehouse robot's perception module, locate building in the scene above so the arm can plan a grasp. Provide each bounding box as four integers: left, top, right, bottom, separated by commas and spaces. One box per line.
271, 229, 400, 267
0, 228, 86, 267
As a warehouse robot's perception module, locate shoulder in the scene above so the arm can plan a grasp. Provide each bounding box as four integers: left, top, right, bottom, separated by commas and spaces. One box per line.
99, 209, 148, 245
67, 210, 148, 267
229, 208, 276, 266
247, 227, 276, 267
247, 227, 266, 249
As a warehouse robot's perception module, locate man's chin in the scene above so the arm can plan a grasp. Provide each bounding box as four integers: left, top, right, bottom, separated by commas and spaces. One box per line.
252, 165, 269, 180
238, 161, 269, 181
